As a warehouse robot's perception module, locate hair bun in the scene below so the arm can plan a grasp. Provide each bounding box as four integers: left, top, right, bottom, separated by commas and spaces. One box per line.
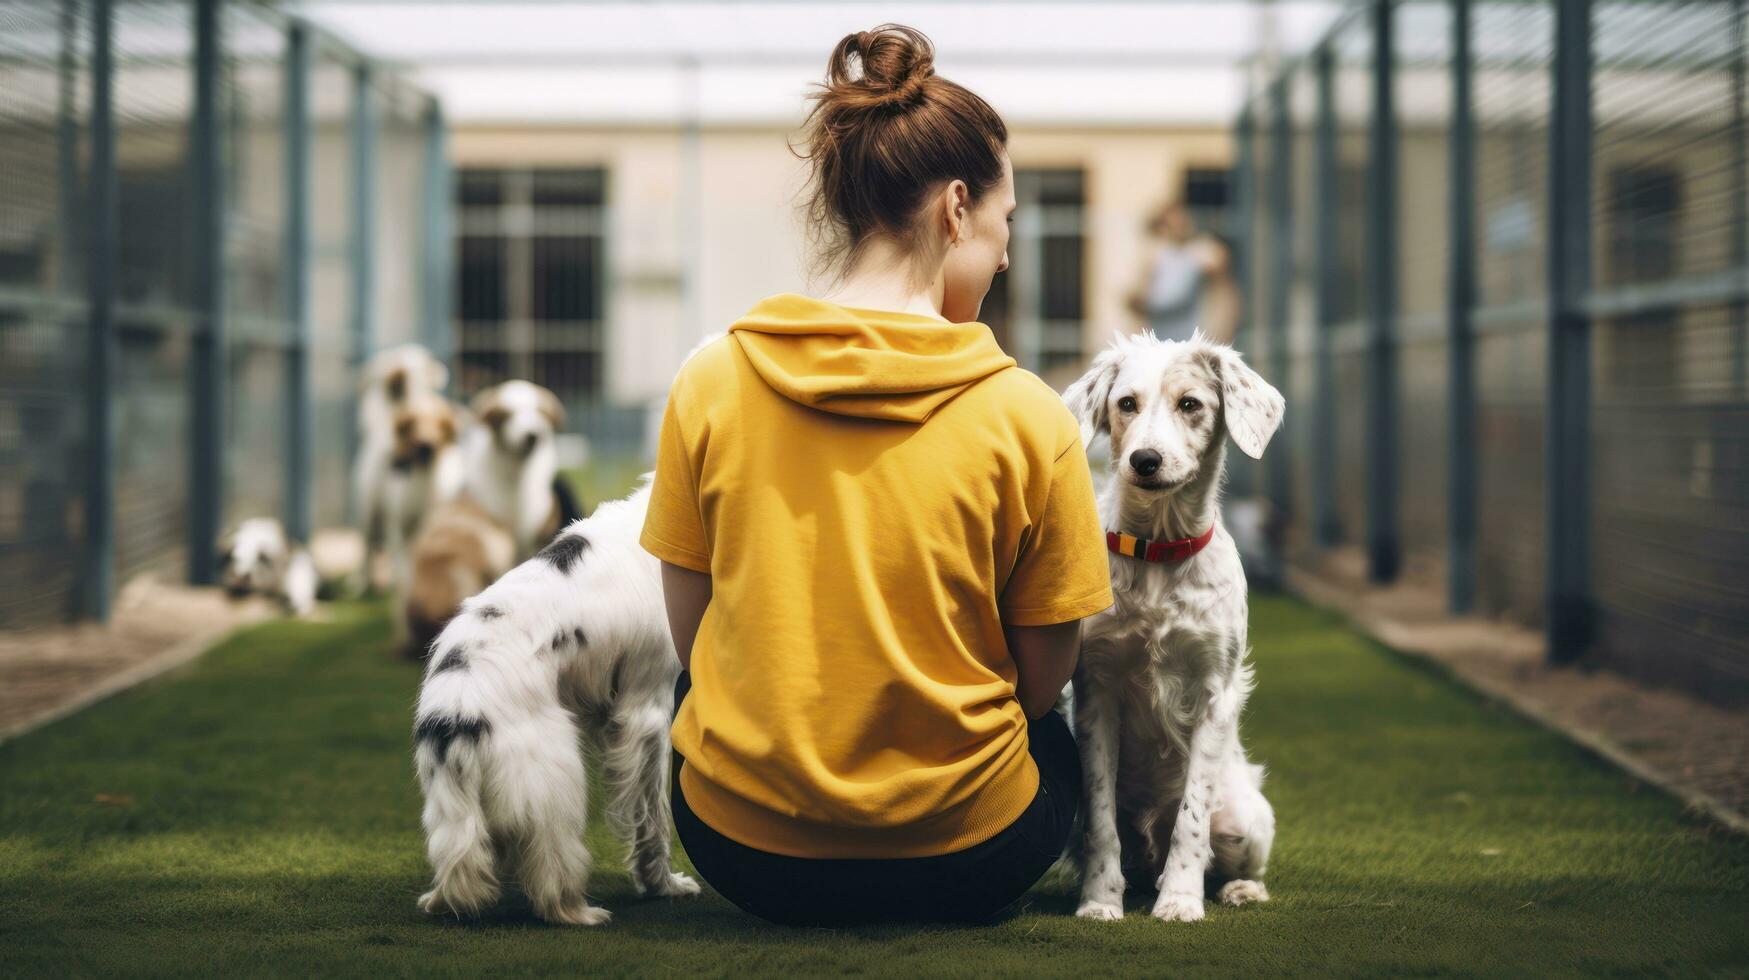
826, 23, 936, 110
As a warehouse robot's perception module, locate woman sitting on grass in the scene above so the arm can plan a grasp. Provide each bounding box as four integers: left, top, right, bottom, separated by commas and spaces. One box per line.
641, 23, 1113, 927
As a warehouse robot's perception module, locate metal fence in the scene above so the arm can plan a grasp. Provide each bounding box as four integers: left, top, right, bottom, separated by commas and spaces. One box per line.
1234, 0, 1748, 704
0, 0, 449, 627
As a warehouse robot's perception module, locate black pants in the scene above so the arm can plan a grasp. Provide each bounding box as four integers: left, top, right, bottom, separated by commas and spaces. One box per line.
669, 671, 1081, 927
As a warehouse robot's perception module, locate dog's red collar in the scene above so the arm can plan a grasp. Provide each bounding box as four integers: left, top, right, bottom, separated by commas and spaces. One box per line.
1106, 523, 1215, 563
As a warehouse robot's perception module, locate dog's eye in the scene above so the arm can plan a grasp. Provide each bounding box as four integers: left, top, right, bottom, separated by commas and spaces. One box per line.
1117, 396, 1138, 413
1178, 397, 1202, 413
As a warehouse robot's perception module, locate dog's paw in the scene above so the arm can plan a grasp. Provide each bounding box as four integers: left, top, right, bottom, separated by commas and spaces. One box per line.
1151, 891, 1206, 923
1075, 901, 1124, 921
651, 871, 701, 898
1217, 879, 1270, 907
542, 901, 612, 927
417, 889, 479, 918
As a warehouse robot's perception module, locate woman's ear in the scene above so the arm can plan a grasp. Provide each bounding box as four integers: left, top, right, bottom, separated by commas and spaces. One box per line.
1061, 345, 1121, 445
1199, 341, 1284, 459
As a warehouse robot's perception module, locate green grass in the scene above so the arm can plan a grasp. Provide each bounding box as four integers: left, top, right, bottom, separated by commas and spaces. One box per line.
1, 598, 1745, 978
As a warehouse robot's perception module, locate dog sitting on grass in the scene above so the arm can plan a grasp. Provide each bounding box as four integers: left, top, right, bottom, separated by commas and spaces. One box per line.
1061, 330, 1282, 923
217, 518, 318, 616
412, 477, 698, 926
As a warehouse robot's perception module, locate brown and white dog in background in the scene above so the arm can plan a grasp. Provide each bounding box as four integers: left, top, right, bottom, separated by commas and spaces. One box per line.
401, 496, 516, 659
384, 393, 466, 606
354, 344, 449, 590
399, 380, 582, 658
466, 380, 583, 560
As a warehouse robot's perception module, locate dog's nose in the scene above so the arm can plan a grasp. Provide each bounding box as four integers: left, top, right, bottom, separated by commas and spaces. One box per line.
1129, 449, 1162, 477
415, 442, 435, 465
522, 432, 539, 455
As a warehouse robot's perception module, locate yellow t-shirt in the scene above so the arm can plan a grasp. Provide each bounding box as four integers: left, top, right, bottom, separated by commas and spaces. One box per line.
639, 292, 1114, 859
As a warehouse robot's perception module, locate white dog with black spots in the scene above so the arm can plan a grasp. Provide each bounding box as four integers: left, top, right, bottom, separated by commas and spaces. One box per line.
1061, 330, 1283, 923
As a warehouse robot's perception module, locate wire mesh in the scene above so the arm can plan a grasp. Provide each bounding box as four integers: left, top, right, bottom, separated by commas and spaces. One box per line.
1589, 0, 1749, 693
111, 0, 195, 589
223, 1, 289, 529
0, 1, 439, 625
1237, 0, 1746, 702
1397, 0, 1453, 577
0, 0, 87, 626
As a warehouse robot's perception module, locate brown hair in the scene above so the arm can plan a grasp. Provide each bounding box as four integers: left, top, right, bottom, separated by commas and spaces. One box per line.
794, 24, 1009, 277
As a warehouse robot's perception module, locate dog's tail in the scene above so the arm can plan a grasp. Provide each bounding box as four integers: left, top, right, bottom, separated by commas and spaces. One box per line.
413, 619, 500, 917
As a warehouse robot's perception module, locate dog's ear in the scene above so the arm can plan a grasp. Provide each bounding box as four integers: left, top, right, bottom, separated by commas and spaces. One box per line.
1062, 345, 1122, 444
438, 401, 460, 445
469, 386, 501, 424
536, 387, 566, 431
386, 366, 409, 401
1201, 343, 1284, 459
422, 351, 449, 394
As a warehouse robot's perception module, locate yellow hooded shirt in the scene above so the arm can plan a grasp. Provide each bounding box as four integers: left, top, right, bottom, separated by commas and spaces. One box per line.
640, 292, 1114, 859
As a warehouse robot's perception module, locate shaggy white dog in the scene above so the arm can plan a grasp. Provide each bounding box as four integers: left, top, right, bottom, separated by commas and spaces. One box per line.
465, 380, 582, 560
217, 517, 317, 616
413, 479, 698, 926
1061, 330, 1284, 923
354, 344, 449, 588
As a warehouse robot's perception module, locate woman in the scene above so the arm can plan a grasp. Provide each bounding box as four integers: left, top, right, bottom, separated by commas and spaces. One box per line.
640, 24, 1113, 927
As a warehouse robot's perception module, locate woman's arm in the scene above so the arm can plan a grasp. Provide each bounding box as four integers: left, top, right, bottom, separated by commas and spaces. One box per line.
659, 560, 713, 671
1006, 618, 1083, 720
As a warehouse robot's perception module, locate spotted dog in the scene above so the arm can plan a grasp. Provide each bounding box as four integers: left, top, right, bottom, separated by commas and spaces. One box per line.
412, 479, 698, 926
1061, 330, 1283, 923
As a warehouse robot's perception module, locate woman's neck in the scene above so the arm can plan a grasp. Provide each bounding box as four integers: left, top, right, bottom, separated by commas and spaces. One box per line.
815, 239, 948, 321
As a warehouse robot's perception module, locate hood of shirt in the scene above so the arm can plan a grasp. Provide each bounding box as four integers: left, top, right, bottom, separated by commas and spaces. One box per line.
727, 293, 1017, 423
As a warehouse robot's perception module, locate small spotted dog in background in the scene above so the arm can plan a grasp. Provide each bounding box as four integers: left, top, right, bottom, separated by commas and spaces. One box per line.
217, 517, 318, 616
412, 478, 698, 926
1061, 330, 1283, 923
353, 344, 449, 590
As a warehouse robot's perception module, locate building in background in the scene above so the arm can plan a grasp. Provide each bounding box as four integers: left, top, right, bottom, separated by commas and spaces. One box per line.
447, 121, 1236, 455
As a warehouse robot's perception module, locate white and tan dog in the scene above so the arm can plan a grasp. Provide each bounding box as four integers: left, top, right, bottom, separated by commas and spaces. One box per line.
412, 478, 698, 926
354, 344, 449, 588
1061, 330, 1283, 923
466, 380, 583, 560
384, 393, 466, 604
217, 517, 318, 616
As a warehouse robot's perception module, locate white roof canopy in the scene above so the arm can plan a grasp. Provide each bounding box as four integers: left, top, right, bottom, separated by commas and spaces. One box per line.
290, 1, 1345, 126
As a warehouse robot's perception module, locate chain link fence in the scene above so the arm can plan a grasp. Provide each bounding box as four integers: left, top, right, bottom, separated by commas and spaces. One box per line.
1235, 0, 1748, 704
0, 0, 448, 627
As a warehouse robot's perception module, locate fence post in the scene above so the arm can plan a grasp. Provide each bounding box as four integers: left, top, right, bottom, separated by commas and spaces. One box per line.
82, 0, 116, 621
1546, 0, 1594, 662
1229, 103, 1257, 499
1267, 77, 1294, 521
283, 20, 313, 543
1447, 0, 1478, 614
187, 0, 226, 585
1365, 0, 1401, 583
1312, 44, 1341, 546
420, 97, 452, 372
346, 61, 377, 521
1731, 0, 1747, 395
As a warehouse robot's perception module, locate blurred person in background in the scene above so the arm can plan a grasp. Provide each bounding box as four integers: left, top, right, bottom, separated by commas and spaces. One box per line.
1127, 200, 1240, 346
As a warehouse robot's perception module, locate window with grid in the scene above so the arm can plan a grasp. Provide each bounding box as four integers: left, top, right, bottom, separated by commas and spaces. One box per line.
984, 168, 1086, 375
452, 167, 606, 420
